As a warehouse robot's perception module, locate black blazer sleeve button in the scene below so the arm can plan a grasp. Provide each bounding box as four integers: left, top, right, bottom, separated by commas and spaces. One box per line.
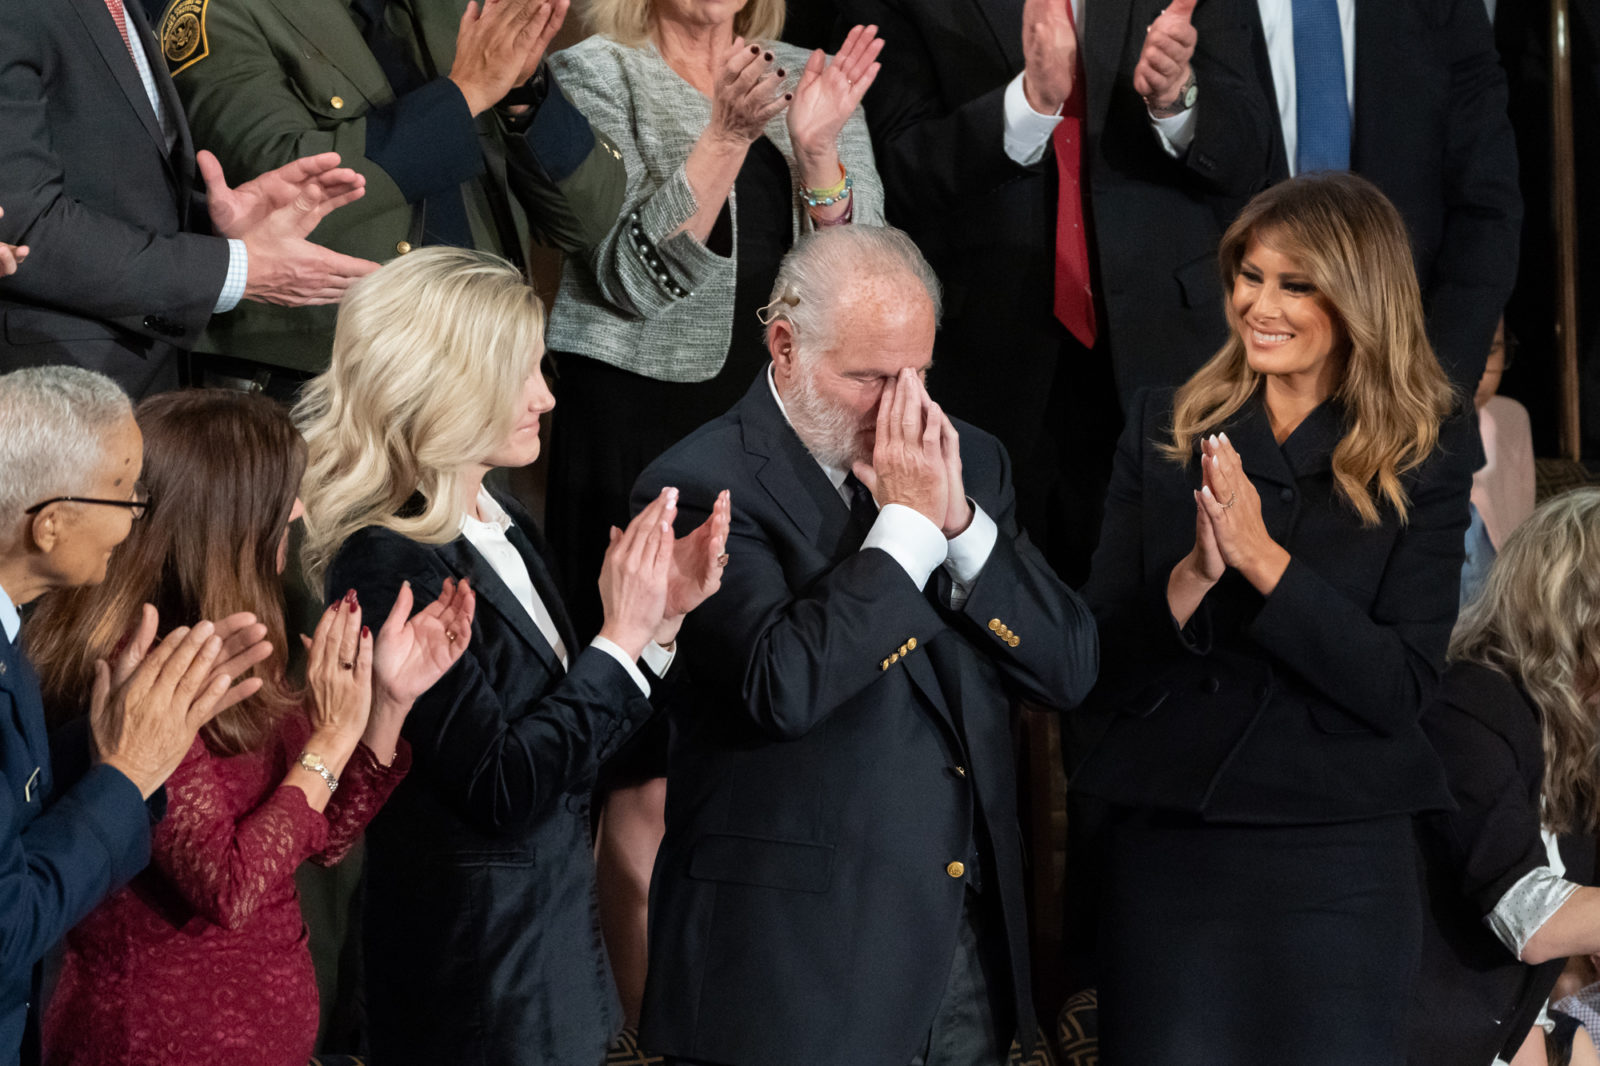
1279, 487, 1295, 503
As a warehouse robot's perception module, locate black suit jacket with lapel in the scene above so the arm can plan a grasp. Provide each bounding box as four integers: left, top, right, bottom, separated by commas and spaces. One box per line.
1412, 663, 1598, 1066
1072, 388, 1472, 823
326, 492, 659, 1066
1242, 0, 1520, 390
835, 0, 1277, 418
0, 634, 151, 1066
0, 0, 230, 395
632, 374, 1099, 1066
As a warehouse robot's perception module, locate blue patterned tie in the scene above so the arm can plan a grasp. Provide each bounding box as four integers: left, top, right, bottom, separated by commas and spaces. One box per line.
1292, 0, 1350, 173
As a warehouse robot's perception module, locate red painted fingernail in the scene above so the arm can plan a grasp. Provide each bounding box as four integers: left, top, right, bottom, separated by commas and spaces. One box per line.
751, 44, 760, 54
344, 589, 357, 607
785, 92, 793, 100
776, 68, 786, 77
361, 626, 370, 639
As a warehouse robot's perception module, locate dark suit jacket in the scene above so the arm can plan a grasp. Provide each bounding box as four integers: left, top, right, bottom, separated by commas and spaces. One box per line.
1244, 0, 1520, 390
0, 635, 150, 1066
836, 0, 1275, 422
1411, 662, 1597, 1066
326, 493, 659, 1066
632, 374, 1098, 1066
0, 0, 230, 396
1071, 389, 1472, 823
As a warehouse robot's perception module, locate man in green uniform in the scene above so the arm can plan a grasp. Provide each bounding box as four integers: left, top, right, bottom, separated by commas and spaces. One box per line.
161, 0, 625, 389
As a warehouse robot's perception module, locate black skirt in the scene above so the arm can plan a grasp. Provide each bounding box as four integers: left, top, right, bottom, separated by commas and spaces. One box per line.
1097, 811, 1423, 1066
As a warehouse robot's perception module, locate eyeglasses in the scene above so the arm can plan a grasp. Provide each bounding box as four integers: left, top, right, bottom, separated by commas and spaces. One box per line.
24, 481, 152, 519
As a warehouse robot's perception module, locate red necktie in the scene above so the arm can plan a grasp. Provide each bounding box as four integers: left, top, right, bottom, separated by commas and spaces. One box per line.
1051, 2, 1097, 349
103, 0, 138, 60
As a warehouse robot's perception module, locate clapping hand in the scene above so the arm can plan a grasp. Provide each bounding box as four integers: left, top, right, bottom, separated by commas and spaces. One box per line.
199, 150, 379, 306
363, 578, 476, 764
597, 488, 676, 660
660, 489, 732, 645
450, 0, 566, 116
301, 592, 374, 772
0, 207, 27, 277
1195, 433, 1289, 594
1133, 0, 1198, 111
92, 609, 273, 799
1021, 0, 1078, 114
786, 25, 883, 176
708, 37, 792, 147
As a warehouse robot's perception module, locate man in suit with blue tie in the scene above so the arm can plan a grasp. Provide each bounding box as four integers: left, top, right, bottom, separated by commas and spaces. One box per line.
0, 366, 271, 1065
634, 227, 1099, 1066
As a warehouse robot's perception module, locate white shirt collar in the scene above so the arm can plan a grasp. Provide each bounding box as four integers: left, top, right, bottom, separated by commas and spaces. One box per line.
0, 583, 17, 644
766, 364, 849, 493
460, 487, 513, 536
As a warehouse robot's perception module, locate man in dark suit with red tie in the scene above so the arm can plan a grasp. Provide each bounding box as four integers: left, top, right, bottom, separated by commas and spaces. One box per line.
0, 0, 379, 396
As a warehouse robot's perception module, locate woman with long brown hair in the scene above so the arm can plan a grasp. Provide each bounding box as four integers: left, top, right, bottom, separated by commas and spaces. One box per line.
1413, 488, 1600, 1066
1070, 171, 1474, 1063
26, 389, 473, 1066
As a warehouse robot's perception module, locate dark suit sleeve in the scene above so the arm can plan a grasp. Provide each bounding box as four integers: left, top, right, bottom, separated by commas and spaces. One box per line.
1080, 390, 1213, 706
0, 6, 228, 343
0, 758, 149, 976
1247, 417, 1474, 736
1417, 0, 1521, 388
330, 534, 652, 837
1420, 670, 1548, 920
949, 432, 1099, 709
1171, 1, 1277, 196
840, 0, 1034, 220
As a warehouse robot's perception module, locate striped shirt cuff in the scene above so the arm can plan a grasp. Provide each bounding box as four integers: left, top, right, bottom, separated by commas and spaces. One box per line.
213, 239, 248, 313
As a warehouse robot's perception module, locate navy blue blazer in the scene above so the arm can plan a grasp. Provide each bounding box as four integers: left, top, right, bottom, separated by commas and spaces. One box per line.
326, 492, 660, 1066
633, 373, 1099, 1066
0, 632, 149, 1066
1072, 388, 1473, 823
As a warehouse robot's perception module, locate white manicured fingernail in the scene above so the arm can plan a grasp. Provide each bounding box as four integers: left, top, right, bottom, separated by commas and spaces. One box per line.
1201, 485, 1214, 499
1219, 432, 1230, 445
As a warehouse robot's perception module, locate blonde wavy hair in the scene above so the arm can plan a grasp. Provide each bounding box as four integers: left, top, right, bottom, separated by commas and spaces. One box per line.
1162, 172, 1456, 526
295, 247, 545, 589
1451, 489, 1600, 835
579, 0, 784, 47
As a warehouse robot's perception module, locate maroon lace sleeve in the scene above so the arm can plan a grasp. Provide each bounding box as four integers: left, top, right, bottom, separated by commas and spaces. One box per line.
313, 739, 411, 866
150, 734, 329, 931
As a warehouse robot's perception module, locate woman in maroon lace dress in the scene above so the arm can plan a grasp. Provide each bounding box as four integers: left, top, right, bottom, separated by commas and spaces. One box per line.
25, 390, 475, 1066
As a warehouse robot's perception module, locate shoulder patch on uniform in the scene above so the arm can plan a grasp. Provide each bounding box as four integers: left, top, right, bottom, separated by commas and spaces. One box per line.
159, 0, 210, 75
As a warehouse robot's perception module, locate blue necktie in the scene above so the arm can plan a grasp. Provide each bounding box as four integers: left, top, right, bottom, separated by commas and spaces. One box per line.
1292, 0, 1351, 173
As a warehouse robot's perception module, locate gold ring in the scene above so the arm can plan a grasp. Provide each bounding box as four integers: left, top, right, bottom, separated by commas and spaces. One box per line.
1222, 492, 1238, 510
339, 660, 354, 670
716, 553, 730, 567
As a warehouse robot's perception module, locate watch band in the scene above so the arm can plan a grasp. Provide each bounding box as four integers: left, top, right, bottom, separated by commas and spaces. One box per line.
298, 751, 338, 794
1148, 72, 1198, 118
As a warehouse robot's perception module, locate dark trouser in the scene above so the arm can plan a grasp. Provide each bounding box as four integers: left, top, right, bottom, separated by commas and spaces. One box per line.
664, 889, 1011, 1066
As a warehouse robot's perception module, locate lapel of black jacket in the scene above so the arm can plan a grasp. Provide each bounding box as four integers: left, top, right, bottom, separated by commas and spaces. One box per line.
738, 374, 959, 731
973, 0, 1026, 74
68, 0, 172, 162
128, 0, 195, 186
435, 534, 565, 679
1083, 0, 1135, 137
1219, 393, 1298, 490
1243, 0, 1292, 182
497, 494, 582, 656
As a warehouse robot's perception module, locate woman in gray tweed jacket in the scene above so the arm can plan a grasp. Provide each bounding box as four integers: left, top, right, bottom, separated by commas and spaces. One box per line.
543, 0, 886, 1026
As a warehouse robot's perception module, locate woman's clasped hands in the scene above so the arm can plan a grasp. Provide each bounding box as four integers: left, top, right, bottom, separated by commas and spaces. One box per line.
1168, 433, 1292, 625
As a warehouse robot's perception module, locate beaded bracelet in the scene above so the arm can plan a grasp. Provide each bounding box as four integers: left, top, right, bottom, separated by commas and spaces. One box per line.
812, 197, 854, 227
803, 165, 852, 208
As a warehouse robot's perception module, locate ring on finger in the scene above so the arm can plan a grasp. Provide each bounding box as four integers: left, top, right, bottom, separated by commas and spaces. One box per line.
1221, 492, 1238, 511
446, 630, 457, 643
339, 660, 355, 670
716, 553, 731, 567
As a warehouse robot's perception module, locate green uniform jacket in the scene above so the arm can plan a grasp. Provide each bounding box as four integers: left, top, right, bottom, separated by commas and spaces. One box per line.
159, 0, 625, 371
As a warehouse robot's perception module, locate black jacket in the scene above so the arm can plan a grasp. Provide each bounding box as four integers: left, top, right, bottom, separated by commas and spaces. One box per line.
633, 373, 1098, 1066
1412, 662, 1598, 1066
1072, 388, 1473, 823
326, 493, 659, 1066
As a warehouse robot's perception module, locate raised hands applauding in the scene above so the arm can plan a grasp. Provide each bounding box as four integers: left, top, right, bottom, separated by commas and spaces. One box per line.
1133, 0, 1199, 113
450, 0, 568, 116
1021, 0, 1078, 114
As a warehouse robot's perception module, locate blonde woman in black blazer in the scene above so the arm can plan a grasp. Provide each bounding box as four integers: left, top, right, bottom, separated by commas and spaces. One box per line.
1072, 173, 1473, 1065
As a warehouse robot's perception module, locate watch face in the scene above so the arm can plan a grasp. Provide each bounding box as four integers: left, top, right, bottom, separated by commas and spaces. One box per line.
1183, 82, 1199, 108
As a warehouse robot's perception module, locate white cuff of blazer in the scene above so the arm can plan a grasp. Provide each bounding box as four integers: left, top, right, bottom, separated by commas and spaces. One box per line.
1487, 865, 1582, 960
864, 501, 998, 608
590, 636, 676, 697
1003, 73, 1063, 166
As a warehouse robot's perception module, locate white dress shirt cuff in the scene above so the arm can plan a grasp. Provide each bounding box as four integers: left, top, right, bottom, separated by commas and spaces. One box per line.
1003, 73, 1063, 166
640, 640, 676, 679
1486, 866, 1582, 960
213, 239, 248, 314
943, 501, 998, 609
590, 636, 653, 697
1150, 104, 1199, 158
863, 503, 948, 590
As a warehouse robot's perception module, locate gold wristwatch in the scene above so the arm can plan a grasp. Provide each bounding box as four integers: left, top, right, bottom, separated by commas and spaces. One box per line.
298, 751, 338, 793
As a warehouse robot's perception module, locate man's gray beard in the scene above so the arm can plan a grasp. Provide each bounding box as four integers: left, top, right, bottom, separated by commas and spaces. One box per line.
786, 364, 870, 471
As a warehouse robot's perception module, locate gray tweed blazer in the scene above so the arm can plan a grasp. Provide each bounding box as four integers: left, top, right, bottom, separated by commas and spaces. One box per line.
545, 36, 884, 383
